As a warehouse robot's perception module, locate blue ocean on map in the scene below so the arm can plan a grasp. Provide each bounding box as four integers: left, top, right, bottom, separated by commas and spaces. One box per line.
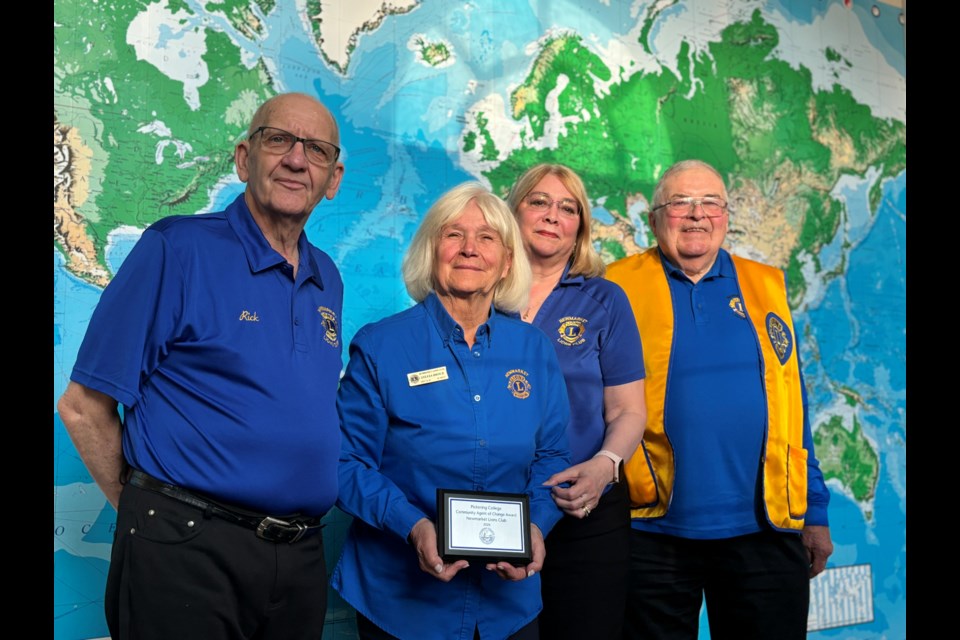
799, 171, 905, 639
54, 251, 102, 401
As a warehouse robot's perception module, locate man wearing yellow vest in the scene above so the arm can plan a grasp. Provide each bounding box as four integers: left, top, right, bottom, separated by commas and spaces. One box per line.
606, 160, 832, 639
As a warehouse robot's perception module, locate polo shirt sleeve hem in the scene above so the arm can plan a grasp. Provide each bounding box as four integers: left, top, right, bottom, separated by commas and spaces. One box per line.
69, 369, 138, 409
601, 371, 646, 387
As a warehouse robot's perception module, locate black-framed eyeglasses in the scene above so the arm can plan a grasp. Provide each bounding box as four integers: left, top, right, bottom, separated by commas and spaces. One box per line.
651, 197, 728, 218
522, 192, 581, 218
249, 126, 341, 167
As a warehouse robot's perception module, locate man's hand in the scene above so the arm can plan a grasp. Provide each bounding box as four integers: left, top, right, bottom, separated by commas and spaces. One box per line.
543, 457, 613, 518
801, 525, 833, 578
486, 524, 545, 581
408, 518, 469, 582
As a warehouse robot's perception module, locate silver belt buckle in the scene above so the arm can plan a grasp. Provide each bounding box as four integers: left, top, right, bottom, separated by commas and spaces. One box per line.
256, 516, 306, 543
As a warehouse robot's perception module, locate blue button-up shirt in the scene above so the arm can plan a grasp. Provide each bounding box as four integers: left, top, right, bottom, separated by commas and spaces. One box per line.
332, 293, 571, 639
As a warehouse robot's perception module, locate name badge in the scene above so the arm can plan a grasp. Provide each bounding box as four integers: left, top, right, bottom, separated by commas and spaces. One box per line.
407, 366, 449, 387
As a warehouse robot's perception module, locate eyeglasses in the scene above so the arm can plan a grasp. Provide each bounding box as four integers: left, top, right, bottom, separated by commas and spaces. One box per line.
652, 197, 728, 218
249, 126, 341, 167
522, 192, 581, 219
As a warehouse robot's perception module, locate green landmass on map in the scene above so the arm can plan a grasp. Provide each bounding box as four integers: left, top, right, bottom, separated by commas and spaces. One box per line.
471, 112, 499, 162
478, 10, 905, 304
54, 0, 275, 286
205, 1, 276, 39
815, 414, 880, 503
412, 35, 452, 66
839, 385, 863, 407
825, 46, 852, 68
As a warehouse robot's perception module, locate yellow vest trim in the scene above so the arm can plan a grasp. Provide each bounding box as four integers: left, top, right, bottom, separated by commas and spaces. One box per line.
606, 248, 807, 530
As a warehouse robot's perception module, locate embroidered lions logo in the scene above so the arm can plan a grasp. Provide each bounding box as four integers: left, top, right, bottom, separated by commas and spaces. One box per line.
505, 369, 532, 399
727, 296, 746, 319
765, 312, 793, 365
557, 316, 587, 346
317, 306, 339, 347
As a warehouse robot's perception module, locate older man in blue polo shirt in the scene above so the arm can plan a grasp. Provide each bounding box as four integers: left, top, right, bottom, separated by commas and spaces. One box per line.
607, 159, 833, 640
57, 92, 345, 639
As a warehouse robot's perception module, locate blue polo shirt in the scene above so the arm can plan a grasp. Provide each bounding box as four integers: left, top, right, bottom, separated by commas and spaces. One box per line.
332, 292, 571, 640
633, 249, 828, 539
530, 268, 645, 464
70, 194, 343, 515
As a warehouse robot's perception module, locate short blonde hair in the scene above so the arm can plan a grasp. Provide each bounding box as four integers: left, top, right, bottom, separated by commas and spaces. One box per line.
403, 182, 532, 313
506, 163, 606, 278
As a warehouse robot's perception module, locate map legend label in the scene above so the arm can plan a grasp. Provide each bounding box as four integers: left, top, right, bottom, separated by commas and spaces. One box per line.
808, 564, 874, 631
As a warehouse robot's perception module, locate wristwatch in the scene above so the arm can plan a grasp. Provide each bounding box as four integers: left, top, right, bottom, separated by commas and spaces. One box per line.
593, 449, 622, 484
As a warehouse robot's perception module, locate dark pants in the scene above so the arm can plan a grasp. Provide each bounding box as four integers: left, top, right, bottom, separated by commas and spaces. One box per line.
357, 612, 539, 640
539, 480, 630, 640
106, 482, 328, 640
623, 529, 810, 640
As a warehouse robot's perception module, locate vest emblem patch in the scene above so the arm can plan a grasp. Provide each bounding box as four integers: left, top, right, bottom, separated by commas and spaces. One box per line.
766, 312, 793, 365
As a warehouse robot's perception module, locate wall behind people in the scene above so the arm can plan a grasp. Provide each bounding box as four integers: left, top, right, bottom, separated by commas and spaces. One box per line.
53, 1, 905, 638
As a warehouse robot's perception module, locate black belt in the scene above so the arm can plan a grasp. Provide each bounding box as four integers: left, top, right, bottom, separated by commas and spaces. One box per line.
127, 470, 324, 544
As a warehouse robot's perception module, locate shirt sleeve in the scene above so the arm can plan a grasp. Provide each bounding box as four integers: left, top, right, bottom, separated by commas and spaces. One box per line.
525, 339, 572, 536
598, 281, 646, 387
336, 328, 430, 542
70, 229, 185, 408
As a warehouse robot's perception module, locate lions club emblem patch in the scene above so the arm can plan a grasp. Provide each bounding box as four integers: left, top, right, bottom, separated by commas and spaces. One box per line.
765, 312, 793, 365
317, 306, 339, 347
505, 369, 531, 399
727, 296, 746, 319
557, 316, 587, 346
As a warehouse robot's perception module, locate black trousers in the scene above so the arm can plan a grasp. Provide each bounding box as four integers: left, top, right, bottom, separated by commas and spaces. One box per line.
539, 480, 630, 640
105, 482, 328, 640
623, 529, 810, 640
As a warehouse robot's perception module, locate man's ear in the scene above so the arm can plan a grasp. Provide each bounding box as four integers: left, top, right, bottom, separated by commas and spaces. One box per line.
325, 162, 345, 200
235, 142, 250, 183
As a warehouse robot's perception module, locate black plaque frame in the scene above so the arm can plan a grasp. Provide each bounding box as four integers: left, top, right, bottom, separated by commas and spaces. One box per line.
436, 488, 532, 566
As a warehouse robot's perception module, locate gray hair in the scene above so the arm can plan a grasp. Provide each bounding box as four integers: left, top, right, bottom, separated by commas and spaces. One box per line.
403, 182, 532, 313
650, 160, 728, 222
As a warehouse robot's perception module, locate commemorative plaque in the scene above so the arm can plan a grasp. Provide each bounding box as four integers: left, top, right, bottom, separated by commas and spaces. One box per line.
436, 489, 532, 566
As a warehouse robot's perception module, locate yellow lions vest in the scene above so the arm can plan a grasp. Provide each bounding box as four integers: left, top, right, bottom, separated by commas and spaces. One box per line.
606, 248, 808, 531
